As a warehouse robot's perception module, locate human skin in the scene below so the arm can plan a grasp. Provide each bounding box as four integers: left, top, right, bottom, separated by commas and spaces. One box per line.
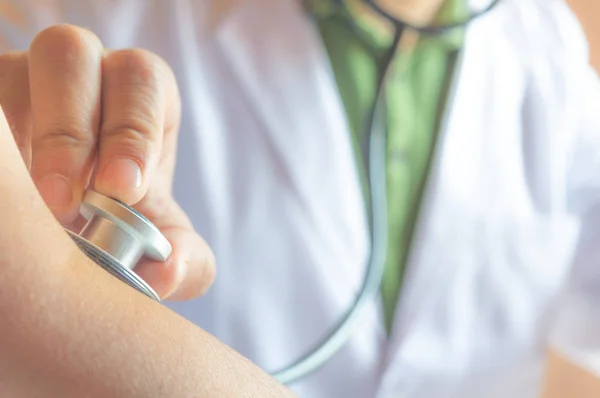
1, 2, 597, 396
0, 104, 296, 397
0, 24, 215, 302
0, 23, 295, 398
376, 0, 446, 24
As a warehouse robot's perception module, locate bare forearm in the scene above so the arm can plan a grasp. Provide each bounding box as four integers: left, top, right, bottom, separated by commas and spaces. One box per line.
0, 122, 294, 397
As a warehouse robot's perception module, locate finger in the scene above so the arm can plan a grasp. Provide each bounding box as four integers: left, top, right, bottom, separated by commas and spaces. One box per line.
0, 52, 32, 168
94, 49, 176, 205
133, 198, 216, 301
154, 55, 181, 192
29, 25, 103, 224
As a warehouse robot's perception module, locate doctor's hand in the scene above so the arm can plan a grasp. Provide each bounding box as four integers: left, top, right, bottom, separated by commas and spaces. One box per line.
0, 24, 215, 301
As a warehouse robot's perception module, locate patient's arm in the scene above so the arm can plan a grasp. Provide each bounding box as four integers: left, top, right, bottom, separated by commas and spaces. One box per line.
0, 109, 295, 397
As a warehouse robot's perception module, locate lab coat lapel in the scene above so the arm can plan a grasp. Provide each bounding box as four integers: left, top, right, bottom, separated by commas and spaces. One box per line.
378, 2, 579, 394
382, 1, 519, 386
213, 0, 387, 385
213, 0, 373, 300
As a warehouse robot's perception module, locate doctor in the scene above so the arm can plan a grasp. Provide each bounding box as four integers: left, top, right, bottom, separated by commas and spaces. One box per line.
1, 0, 600, 397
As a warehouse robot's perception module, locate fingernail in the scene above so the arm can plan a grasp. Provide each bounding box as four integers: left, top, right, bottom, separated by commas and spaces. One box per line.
162, 258, 186, 300
101, 159, 143, 194
36, 174, 73, 208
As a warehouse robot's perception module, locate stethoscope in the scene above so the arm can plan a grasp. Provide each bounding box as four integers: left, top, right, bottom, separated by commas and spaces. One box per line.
67, 0, 502, 386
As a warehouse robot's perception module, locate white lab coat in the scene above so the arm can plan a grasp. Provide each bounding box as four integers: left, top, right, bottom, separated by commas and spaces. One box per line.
1, 0, 600, 397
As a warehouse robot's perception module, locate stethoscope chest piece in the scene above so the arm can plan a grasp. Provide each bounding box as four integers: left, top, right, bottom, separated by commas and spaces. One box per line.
66, 190, 172, 301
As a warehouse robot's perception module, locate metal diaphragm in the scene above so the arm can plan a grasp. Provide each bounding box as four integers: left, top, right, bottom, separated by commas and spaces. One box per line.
66, 190, 172, 301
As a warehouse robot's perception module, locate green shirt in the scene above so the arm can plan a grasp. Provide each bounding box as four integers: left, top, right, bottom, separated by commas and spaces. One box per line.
308, 0, 466, 332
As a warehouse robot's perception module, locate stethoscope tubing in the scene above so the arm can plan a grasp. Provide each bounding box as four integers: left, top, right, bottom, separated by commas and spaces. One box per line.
270, 0, 504, 385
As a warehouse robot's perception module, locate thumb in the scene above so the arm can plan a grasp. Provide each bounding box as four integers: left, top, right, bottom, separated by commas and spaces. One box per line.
135, 226, 216, 300
131, 196, 216, 301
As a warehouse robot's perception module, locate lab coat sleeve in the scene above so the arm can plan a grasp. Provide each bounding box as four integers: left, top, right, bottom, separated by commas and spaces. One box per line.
548, 7, 600, 376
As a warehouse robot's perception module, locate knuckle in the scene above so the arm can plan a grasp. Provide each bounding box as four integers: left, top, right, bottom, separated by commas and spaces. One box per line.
102, 120, 157, 144
107, 48, 166, 86
31, 24, 102, 60
101, 126, 155, 160
34, 126, 94, 151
